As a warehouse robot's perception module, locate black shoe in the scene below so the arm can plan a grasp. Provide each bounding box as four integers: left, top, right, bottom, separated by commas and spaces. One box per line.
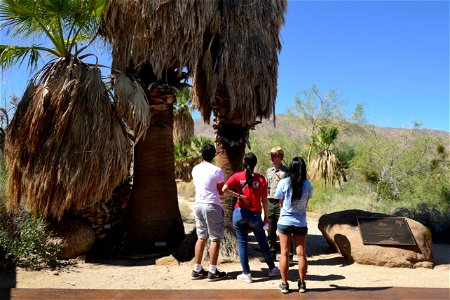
279, 282, 289, 294
207, 269, 227, 281
298, 281, 306, 293
191, 268, 208, 280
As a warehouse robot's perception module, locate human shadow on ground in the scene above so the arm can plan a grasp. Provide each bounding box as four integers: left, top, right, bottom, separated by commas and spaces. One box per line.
309, 284, 392, 293
225, 269, 278, 283
0, 264, 16, 299
433, 243, 450, 266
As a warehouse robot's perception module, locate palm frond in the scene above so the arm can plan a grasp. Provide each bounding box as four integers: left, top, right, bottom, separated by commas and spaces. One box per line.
5, 57, 130, 219
309, 149, 346, 186
0, 44, 56, 70
1, 0, 106, 57
113, 73, 150, 143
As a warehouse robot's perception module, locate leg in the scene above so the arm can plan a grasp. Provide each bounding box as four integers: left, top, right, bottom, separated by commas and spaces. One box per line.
293, 233, 307, 283
194, 238, 207, 265
249, 211, 275, 270
193, 204, 208, 267
233, 208, 251, 274
267, 202, 279, 257
205, 204, 224, 269
278, 232, 291, 284
209, 240, 220, 266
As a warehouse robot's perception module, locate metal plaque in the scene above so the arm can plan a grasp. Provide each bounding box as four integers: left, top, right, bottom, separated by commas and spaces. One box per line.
357, 217, 416, 246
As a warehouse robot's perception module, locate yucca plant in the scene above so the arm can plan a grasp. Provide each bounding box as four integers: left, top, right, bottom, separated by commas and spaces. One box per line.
0, 0, 133, 219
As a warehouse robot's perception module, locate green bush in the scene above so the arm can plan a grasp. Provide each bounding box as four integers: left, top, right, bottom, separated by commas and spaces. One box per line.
0, 212, 62, 270
0, 155, 61, 270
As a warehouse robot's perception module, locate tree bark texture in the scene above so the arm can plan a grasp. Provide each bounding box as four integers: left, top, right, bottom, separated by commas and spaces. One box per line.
215, 140, 245, 258
124, 107, 184, 253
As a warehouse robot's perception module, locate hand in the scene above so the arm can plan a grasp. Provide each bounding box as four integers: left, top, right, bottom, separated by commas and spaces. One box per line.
240, 195, 249, 205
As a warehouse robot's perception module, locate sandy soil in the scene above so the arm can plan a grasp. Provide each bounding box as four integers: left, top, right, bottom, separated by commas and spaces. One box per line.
1, 209, 449, 291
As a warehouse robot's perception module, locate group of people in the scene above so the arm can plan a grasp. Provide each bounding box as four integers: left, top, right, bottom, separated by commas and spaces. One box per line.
190, 144, 313, 294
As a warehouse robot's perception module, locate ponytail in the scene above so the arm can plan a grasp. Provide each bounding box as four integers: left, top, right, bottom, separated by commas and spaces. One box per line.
243, 152, 258, 186
288, 157, 307, 202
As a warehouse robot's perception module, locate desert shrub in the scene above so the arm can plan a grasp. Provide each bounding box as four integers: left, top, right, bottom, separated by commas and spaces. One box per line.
308, 179, 378, 214
0, 155, 61, 270
0, 210, 62, 270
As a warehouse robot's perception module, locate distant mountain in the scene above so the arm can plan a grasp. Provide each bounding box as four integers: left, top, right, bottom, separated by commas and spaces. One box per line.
194, 115, 449, 145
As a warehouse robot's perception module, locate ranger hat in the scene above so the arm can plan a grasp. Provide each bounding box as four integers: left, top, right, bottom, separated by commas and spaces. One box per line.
269, 146, 284, 156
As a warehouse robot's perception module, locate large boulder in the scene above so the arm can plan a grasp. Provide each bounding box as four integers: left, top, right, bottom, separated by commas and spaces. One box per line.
48, 217, 95, 260
318, 209, 433, 268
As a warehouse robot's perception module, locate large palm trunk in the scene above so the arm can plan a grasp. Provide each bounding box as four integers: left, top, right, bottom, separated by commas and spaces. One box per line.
215, 132, 246, 258
124, 103, 184, 253
216, 141, 245, 222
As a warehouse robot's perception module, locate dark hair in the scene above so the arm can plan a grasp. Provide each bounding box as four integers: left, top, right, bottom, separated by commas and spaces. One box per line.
243, 152, 257, 186
288, 157, 307, 202
201, 144, 216, 162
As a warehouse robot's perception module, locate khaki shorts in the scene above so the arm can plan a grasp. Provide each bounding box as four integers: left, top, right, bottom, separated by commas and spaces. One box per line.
194, 203, 224, 241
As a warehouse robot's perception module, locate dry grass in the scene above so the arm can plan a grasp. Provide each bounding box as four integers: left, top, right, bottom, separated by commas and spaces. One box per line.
176, 181, 195, 200
178, 199, 193, 223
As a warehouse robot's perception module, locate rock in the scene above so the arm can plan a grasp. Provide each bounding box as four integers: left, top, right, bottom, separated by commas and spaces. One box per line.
318, 209, 433, 268
48, 217, 95, 260
155, 255, 180, 266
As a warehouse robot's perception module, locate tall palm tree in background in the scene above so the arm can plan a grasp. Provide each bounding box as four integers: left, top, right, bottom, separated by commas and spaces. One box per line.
173, 87, 194, 145
192, 0, 287, 256
0, 0, 130, 220
309, 126, 347, 186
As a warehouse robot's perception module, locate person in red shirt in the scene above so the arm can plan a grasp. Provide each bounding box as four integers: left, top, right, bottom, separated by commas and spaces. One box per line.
223, 152, 280, 283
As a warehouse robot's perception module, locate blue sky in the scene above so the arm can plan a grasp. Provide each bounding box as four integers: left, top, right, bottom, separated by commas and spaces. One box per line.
277, 0, 449, 131
0, 0, 449, 131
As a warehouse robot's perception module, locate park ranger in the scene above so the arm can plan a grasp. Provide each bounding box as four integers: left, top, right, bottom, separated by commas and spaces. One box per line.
266, 146, 288, 260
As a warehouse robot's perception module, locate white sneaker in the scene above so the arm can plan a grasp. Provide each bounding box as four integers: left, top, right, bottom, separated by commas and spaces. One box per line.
237, 273, 253, 283
268, 266, 280, 277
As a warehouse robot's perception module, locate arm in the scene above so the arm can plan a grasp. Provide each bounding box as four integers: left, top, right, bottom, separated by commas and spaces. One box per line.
262, 195, 269, 224
217, 182, 224, 195
222, 184, 249, 204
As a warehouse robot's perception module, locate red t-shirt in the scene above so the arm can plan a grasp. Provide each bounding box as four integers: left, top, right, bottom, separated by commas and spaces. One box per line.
225, 171, 268, 213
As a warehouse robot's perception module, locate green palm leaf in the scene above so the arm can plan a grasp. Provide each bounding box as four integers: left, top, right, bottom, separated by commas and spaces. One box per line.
0, 44, 57, 70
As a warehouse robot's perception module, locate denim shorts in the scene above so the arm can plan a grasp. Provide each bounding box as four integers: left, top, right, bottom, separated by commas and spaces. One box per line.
277, 224, 308, 235
194, 203, 224, 241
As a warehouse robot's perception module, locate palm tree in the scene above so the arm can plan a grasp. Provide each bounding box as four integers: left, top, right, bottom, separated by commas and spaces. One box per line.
103, 0, 286, 255
103, 0, 221, 252
0, 0, 131, 220
173, 87, 194, 145
192, 0, 287, 257
308, 126, 347, 186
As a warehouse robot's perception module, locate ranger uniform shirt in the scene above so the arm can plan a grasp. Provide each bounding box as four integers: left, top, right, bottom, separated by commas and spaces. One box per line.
266, 165, 288, 199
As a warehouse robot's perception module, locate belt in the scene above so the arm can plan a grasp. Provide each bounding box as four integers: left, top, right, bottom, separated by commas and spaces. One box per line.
267, 198, 279, 204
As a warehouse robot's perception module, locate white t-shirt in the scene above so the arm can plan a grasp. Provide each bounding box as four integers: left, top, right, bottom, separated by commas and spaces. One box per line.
192, 162, 224, 206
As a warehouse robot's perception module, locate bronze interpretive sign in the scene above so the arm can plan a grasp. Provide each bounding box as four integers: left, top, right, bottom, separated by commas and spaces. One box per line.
357, 217, 416, 246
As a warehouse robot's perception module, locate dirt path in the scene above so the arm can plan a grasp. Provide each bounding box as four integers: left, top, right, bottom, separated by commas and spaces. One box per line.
1, 211, 449, 290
